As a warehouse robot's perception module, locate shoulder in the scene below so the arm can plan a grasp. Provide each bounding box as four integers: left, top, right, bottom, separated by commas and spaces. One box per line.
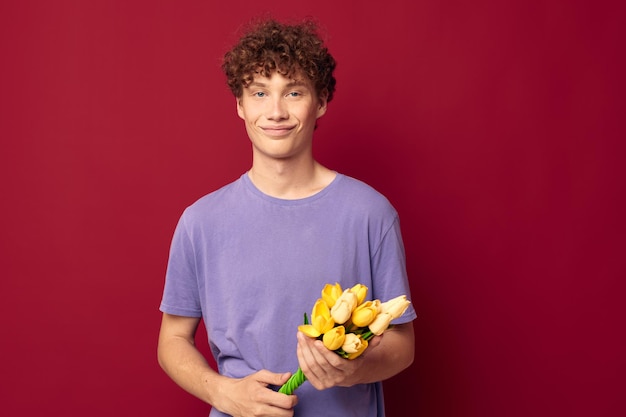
180, 175, 246, 222
334, 174, 398, 217
336, 175, 385, 197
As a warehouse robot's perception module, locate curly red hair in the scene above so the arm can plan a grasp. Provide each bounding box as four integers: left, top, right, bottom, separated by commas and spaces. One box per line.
222, 18, 337, 102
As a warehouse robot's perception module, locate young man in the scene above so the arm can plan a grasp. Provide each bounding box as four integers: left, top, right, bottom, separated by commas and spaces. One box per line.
158, 18, 416, 417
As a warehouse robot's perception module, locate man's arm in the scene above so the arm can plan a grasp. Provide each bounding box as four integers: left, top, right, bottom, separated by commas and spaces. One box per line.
295, 321, 415, 390
157, 313, 298, 417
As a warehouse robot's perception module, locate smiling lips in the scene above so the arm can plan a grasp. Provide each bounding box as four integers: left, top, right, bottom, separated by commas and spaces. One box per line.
261, 125, 296, 137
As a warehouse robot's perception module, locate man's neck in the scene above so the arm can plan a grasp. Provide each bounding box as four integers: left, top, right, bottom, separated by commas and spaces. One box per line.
247, 158, 335, 200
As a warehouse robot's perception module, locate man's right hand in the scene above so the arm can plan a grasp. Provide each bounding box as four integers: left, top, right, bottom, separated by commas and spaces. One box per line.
214, 370, 298, 417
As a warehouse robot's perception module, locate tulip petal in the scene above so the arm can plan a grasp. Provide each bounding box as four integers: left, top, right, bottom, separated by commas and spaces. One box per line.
351, 301, 378, 327
381, 295, 411, 319
350, 284, 368, 305
321, 283, 343, 308
298, 324, 321, 338
347, 339, 369, 360
368, 312, 393, 335
323, 326, 346, 350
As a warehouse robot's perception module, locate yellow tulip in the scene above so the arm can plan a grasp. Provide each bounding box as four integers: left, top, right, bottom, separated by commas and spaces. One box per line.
298, 298, 335, 337
344, 335, 369, 360
368, 312, 393, 336
341, 333, 363, 353
330, 289, 358, 324
321, 282, 343, 308
351, 301, 379, 327
298, 324, 320, 338
349, 283, 368, 305
322, 325, 346, 350
381, 295, 411, 319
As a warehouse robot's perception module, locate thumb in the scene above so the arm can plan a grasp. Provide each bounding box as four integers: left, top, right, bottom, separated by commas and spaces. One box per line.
254, 369, 292, 386
275, 371, 292, 385
367, 333, 383, 350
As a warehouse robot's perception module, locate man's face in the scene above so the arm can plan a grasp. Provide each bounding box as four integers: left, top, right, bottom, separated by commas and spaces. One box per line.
236, 71, 327, 161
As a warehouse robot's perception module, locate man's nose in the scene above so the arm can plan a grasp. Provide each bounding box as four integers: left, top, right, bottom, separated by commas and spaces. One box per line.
267, 97, 288, 120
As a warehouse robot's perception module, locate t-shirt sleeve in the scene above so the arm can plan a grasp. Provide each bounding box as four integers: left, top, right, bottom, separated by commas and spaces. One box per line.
371, 214, 417, 324
159, 213, 203, 318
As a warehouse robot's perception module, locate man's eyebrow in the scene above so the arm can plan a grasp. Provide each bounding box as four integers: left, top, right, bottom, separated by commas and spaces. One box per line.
247, 80, 310, 88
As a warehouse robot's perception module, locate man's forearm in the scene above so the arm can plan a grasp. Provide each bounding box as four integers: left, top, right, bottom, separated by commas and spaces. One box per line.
158, 334, 225, 404
157, 314, 229, 407
353, 322, 415, 385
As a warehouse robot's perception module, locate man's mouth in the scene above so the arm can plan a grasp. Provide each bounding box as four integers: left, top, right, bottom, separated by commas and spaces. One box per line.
261, 125, 296, 136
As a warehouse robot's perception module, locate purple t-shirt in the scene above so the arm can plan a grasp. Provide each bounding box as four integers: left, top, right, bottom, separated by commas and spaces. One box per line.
160, 172, 416, 417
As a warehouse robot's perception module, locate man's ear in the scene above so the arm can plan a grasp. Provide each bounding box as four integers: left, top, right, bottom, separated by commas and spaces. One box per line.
236, 97, 245, 120
316, 90, 329, 118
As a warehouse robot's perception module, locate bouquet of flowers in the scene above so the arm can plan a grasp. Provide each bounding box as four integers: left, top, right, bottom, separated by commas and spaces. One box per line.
278, 282, 411, 395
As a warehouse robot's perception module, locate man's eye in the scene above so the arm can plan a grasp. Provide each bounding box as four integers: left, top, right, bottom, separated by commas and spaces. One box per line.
287, 92, 301, 97
254, 92, 266, 98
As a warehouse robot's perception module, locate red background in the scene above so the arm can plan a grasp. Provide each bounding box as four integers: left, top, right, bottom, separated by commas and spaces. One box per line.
1, 1, 624, 416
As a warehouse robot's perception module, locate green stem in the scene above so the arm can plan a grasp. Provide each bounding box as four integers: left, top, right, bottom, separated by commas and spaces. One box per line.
278, 367, 306, 395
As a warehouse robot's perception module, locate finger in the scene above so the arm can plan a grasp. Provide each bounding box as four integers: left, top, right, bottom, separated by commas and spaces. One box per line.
296, 334, 325, 380
311, 338, 337, 367
254, 369, 293, 386
300, 332, 344, 371
298, 334, 342, 390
